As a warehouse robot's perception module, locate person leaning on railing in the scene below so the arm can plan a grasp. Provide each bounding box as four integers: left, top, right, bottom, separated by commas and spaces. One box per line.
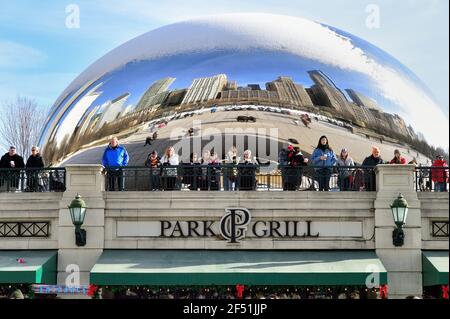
0, 146, 25, 191
361, 146, 384, 191
336, 148, 355, 191
207, 151, 222, 191
432, 155, 449, 192
199, 151, 211, 191
25, 146, 45, 192
224, 146, 239, 191
283, 146, 309, 191
181, 153, 201, 191
144, 151, 161, 191
389, 149, 407, 165
160, 146, 179, 191
237, 150, 257, 191
102, 137, 129, 191
311, 136, 336, 191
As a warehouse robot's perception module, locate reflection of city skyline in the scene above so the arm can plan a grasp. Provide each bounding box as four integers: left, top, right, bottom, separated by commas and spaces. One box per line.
78, 69, 416, 140
42, 68, 424, 165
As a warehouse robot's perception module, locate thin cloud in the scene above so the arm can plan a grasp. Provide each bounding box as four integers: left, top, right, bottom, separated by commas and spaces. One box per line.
0, 41, 46, 69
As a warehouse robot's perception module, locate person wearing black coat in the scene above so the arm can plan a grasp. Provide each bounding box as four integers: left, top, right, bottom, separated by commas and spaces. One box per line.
25, 147, 45, 192
0, 146, 25, 191
285, 147, 309, 191
181, 153, 201, 191
237, 150, 257, 191
362, 146, 384, 191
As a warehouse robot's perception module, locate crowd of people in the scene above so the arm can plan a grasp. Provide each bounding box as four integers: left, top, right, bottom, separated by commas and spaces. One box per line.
96, 286, 385, 300
1, 135, 447, 193
102, 135, 449, 193
0, 284, 446, 299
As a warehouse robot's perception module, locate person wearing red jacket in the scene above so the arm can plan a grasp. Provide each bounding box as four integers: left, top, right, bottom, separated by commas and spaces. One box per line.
432, 155, 449, 192
390, 149, 407, 165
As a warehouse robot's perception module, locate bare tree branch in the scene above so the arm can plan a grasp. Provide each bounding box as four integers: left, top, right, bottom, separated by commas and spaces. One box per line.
0, 96, 49, 159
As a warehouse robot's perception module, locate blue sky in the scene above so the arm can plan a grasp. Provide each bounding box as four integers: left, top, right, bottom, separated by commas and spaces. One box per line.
0, 0, 448, 117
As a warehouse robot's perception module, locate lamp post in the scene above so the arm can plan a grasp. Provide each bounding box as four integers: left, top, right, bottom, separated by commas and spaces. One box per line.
68, 194, 87, 247
390, 193, 409, 247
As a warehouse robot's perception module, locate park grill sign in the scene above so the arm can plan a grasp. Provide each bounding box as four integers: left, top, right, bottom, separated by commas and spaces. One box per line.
116, 208, 364, 243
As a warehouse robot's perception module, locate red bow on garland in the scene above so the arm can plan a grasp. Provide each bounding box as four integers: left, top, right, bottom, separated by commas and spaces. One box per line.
379, 285, 388, 299
87, 284, 98, 297
442, 285, 449, 299
236, 284, 245, 299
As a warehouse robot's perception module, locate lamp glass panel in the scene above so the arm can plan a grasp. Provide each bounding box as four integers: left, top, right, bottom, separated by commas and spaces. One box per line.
71, 207, 82, 224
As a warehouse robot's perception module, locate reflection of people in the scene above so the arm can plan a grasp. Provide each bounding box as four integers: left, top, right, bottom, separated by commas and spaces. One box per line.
144, 136, 152, 147
300, 114, 311, 128
102, 137, 129, 191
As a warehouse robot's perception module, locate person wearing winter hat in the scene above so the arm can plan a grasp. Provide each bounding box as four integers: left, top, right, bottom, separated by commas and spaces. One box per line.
390, 149, 407, 164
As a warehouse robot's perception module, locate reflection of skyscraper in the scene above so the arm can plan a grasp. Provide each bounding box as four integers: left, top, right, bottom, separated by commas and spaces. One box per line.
369, 109, 391, 132
163, 89, 188, 108
349, 103, 370, 125
53, 84, 103, 145
97, 93, 130, 128
136, 78, 175, 111
43, 78, 103, 146
224, 81, 238, 91
219, 89, 279, 104
407, 125, 418, 140
307, 71, 355, 117
384, 113, 409, 136
247, 84, 262, 91
266, 77, 313, 107
346, 89, 383, 112
182, 74, 228, 104
77, 103, 102, 136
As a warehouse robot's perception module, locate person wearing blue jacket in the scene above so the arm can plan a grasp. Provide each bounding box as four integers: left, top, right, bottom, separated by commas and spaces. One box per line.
102, 137, 129, 191
311, 135, 336, 191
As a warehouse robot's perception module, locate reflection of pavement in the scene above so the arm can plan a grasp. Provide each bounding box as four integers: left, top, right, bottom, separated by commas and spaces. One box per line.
63, 110, 429, 166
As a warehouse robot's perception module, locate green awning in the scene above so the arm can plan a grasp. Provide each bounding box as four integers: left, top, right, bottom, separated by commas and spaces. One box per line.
423, 251, 449, 286
0, 251, 57, 284
90, 250, 387, 286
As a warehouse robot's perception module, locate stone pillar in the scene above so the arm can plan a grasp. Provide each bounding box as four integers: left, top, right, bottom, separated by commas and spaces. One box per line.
57, 165, 105, 296
374, 164, 422, 299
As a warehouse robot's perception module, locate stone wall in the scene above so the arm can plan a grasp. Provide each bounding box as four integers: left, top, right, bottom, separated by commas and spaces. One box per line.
0, 164, 448, 299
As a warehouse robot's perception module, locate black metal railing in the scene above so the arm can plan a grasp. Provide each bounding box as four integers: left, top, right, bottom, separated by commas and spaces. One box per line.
414, 166, 449, 192
0, 168, 66, 193
104, 165, 376, 192
0, 222, 50, 237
